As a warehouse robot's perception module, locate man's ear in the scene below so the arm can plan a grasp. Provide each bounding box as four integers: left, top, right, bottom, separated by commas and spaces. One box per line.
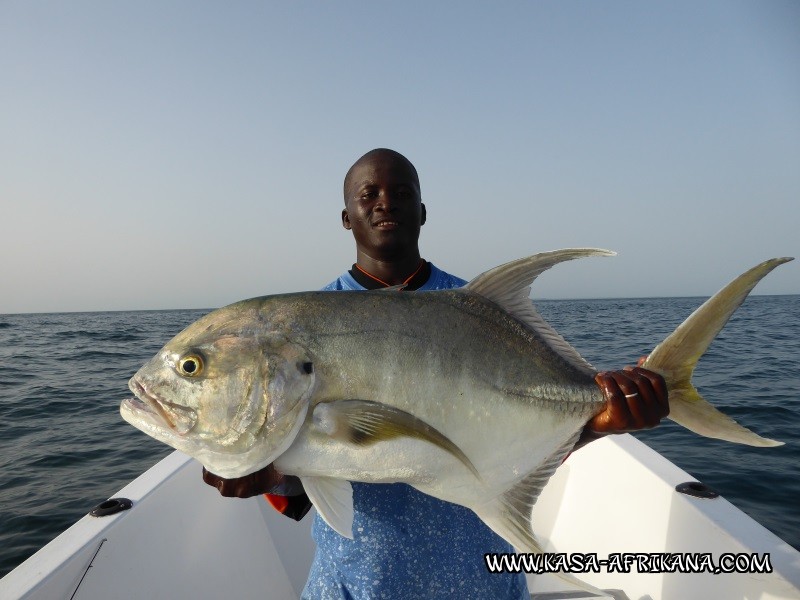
342, 208, 351, 230
420, 203, 427, 226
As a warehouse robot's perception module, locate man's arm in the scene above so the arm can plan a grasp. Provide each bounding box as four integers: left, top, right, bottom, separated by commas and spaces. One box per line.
201, 464, 312, 521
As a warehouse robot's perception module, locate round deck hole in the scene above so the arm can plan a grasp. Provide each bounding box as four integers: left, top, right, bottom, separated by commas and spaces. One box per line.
90, 497, 133, 517
675, 481, 719, 499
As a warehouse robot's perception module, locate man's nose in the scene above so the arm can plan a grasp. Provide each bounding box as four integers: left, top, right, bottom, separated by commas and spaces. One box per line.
375, 191, 396, 211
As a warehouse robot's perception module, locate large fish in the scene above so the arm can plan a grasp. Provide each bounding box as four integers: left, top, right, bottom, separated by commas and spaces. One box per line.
121, 249, 789, 590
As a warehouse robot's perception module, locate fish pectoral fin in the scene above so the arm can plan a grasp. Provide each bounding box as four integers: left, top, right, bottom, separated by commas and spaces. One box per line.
300, 476, 354, 539
311, 400, 480, 479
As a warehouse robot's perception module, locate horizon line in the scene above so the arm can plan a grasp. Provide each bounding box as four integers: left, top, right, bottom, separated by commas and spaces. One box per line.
2, 292, 797, 317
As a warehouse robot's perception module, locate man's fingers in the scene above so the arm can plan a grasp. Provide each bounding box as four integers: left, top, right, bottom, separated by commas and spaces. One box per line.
609, 371, 650, 428
201, 464, 290, 498
202, 467, 236, 497
615, 368, 670, 428
592, 367, 670, 435
629, 366, 669, 418
591, 372, 631, 432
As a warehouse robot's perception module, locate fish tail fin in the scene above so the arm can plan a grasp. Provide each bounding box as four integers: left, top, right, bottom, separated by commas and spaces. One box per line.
642, 257, 793, 447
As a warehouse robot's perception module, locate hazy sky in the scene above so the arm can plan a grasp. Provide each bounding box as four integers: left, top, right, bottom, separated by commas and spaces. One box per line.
2, 1, 798, 313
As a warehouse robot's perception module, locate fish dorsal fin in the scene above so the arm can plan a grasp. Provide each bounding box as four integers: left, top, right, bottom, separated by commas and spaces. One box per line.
465, 249, 615, 378
300, 475, 354, 539
312, 400, 480, 479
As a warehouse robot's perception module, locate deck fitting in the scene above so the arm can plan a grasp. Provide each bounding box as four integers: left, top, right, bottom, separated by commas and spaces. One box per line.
675, 481, 719, 499
90, 497, 133, 517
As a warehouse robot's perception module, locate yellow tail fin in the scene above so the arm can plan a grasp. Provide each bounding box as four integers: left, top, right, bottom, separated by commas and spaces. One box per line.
642, 257, 793, 447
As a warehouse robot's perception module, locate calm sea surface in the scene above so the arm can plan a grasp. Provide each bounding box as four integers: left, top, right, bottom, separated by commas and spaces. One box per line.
0, 295, 798, 578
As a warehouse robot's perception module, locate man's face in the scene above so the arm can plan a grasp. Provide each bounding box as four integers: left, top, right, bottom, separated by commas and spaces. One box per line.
342, 153, 426, 260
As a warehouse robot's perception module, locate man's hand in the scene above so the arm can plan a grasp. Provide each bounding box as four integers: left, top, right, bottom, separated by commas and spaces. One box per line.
590, 366, 669, 433
202, 464, 303, 498
203, 464, 312, 521
574, 365, 669, 451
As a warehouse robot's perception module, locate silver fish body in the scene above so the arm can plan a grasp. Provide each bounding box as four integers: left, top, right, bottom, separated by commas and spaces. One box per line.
121, 248, 790, 588
269, 288, 602, 503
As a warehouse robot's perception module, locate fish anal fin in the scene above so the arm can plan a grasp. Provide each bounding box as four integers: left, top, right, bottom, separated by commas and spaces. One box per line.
311, 400, 481, 479
481, 430, 581, 553
300, 475, 354, 539
476, 429, 610, 597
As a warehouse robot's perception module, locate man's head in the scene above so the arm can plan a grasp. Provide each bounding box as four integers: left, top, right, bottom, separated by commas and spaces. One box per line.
341, 149, 426, 261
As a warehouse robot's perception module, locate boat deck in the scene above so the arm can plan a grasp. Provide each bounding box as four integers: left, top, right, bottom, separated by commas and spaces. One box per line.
2, 435, 799, 599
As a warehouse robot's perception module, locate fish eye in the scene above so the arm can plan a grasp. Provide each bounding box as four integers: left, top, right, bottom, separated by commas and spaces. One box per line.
178, 354, 204, 377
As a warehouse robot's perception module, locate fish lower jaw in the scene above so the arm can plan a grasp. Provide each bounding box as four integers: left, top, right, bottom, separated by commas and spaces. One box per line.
120, 398, 174, 437
125, 380, 198, 435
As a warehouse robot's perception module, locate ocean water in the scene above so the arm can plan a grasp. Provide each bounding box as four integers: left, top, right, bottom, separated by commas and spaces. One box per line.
0, 295, 798, 578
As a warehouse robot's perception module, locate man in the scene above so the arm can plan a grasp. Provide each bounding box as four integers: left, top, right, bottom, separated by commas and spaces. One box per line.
204, 148, 669, 598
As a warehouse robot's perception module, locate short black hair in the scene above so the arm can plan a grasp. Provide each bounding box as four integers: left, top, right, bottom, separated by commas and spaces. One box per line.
343, 148, 420, 204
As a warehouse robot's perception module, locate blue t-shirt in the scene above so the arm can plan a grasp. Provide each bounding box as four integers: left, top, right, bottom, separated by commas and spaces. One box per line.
302, 264, 529, 599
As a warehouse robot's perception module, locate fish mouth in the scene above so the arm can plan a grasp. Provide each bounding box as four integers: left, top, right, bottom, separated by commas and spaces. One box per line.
123, 379, 198, 436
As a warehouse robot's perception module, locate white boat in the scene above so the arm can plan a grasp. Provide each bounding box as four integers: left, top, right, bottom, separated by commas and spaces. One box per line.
2, 434, 799, 599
